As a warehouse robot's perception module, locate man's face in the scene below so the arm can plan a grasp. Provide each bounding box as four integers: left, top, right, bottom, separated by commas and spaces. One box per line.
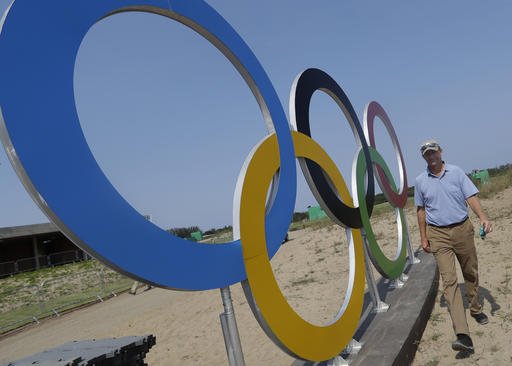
423, 149, 443, 171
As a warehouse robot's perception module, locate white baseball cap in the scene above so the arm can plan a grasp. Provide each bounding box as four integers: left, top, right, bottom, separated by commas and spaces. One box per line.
420, 139, 441, 155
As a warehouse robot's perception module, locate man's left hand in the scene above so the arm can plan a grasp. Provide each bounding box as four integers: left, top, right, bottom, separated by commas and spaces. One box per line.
481, 219, 493, 234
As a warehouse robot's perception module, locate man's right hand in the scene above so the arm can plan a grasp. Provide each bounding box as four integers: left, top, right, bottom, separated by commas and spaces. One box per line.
421, 238, 431, 253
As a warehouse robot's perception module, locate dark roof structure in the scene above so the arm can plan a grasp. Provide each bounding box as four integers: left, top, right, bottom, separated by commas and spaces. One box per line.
0, 222, 59, 240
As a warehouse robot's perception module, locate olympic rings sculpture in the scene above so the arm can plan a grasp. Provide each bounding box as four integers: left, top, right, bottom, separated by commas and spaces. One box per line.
0, 0, 410, 361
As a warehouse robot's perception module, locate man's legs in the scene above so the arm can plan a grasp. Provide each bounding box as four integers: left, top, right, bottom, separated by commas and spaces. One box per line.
453, 220, 482, 315
428, 226, 470, 335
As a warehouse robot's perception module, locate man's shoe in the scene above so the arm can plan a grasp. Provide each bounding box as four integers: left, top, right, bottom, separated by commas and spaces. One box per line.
452, 334, 474, 352
471, 312, 489, 325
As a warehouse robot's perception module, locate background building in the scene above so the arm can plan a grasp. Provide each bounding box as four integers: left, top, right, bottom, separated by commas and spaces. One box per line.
0, 223, 87, 277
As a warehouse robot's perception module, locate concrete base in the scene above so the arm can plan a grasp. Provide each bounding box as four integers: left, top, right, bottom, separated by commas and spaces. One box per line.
293, 250, 439, 366
349, 251, 439, 366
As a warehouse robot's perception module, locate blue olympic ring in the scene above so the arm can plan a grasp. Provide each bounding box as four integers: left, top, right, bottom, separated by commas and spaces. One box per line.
0, 0, 296, 290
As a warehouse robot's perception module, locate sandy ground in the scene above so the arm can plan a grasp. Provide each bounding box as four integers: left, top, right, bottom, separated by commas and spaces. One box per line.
0, 187, 511, 366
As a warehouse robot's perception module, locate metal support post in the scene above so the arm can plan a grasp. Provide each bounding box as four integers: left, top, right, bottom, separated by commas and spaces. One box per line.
32, 237, 40, 270
99, 268, 106, 295
390, 277, 405, 289
344, 338, 363, 355
362, 231, 389, 313
404, 216, 420, 265
390, 271, 408, 289
36, 284, 45, 315
219, 287, 245, 366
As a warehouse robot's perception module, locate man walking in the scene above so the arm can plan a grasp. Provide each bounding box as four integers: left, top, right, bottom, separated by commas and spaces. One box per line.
414, 139, 492, 354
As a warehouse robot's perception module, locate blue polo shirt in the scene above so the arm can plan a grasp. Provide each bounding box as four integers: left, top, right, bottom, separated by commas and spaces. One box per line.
414, 163, 478, 226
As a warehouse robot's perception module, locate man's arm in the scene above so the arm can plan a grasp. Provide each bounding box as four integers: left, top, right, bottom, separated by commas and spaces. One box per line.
416, 206, 430, 252
467, 194, 493, 233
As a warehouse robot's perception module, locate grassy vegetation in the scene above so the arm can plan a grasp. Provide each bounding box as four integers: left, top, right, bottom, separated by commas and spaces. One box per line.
1, 259, 98, 287
429, 312, 445, 326
424, 358, 440, 366
431, 332, 442, 341
474, 167, 512, 199
0, 260, 132, 334
289, 216, 332, 232
0, 279, 129, 333
200, 226, 233, 243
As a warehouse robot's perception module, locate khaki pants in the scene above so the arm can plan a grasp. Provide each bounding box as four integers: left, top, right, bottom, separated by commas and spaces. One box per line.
427, 219, 482, 335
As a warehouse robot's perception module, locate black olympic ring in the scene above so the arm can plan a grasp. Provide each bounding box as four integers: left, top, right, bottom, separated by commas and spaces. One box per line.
290, 68, 375, 229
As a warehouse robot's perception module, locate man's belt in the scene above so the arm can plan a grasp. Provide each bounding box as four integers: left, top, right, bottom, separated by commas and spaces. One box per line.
428, 216, 468, 229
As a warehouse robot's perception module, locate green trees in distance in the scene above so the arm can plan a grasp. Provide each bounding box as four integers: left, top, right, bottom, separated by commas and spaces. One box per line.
293, 211, 308, 222
486, 163, 512, 177
167, 215, 308, 239
167, 226, 200, 239
203, 225, 232, 236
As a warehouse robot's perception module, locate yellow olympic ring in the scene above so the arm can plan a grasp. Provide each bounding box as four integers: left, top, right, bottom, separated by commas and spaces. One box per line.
239, 131, 365, 361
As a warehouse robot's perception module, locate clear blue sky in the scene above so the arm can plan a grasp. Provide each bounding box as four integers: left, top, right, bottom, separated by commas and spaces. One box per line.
1, 1, 511, 231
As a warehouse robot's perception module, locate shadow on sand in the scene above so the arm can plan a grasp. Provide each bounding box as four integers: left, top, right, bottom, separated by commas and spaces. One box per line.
439, 285, 501, 360
439, 284, 501, 315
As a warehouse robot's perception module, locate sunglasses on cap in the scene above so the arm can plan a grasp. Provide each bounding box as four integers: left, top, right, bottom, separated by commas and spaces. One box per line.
420, 141, 440, 155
